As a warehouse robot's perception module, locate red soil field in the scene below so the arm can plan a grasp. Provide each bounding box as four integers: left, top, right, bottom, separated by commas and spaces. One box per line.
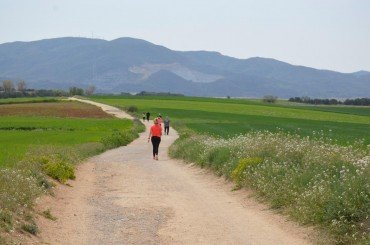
0, 101, 113, 118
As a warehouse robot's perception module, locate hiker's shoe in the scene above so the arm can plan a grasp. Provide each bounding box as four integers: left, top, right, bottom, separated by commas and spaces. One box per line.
155, 155, 158, 160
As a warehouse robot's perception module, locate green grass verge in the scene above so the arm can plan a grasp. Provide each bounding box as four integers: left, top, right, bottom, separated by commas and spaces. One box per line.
0, 99, 145, 240
169, 131, 370, 244
0, 97, 59, 105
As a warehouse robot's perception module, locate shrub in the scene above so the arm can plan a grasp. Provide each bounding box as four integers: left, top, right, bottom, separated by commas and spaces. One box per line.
21, 223, 38, 235
24, 150, 77, 184
101, 119, 144, 150
126, 105, 138, 113
262, 95, 278, 103
231, 157, 262, 188
43, 159, 75, 184
101, 129, 136, 149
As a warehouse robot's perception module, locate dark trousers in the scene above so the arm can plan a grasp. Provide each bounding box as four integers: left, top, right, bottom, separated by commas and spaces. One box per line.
151, 136, 161, 156
164, 126, 169, 135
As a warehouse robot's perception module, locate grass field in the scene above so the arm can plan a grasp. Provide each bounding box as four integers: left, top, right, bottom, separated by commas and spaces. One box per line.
0, 99, 141, 240
0, 101, 131, 167
91, 95, 369, 243
0, 97, 58, 105
91, 96, 370, 145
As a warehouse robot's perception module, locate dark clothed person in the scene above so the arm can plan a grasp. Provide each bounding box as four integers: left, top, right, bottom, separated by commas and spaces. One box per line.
146, 112, 150, 122
164, 117, 170, 135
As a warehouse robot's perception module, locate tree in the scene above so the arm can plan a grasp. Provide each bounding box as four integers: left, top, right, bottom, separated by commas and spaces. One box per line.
85, 85, 96, 96
262, 95, 278, 103
17, 80, 26, 92
2, 80, 14, 93
69, 87, 84, 96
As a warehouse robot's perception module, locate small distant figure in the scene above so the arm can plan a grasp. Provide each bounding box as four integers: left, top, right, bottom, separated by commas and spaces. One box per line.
148, 118, 162, 160
142, 113, 146, 122
164, 116, 170, 135
146, 112, 150, 122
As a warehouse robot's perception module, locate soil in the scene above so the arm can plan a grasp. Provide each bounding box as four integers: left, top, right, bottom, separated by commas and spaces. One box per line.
25, 98, 314, 244
0, 101, 113, 118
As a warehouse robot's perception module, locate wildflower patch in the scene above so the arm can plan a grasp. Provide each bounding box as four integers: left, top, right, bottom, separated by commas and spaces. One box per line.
170, 131, 370, 244
231, 157, 263, 188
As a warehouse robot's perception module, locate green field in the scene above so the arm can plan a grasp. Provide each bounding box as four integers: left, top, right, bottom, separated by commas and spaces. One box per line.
0, 97, 59, 104
91, 96, 370, 145
91, 95, 370, 243
0, 101, 132, 167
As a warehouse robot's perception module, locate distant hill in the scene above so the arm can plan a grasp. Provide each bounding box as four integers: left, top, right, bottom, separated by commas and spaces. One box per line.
0, 37, 369, 98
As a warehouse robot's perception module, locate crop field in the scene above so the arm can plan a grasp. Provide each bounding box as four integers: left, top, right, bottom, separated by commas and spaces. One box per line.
0, 101, 113, 118
0, 97, 58, 105
0, 101, 131, 167
91, 96, 370, 145
90, 95, 370, 243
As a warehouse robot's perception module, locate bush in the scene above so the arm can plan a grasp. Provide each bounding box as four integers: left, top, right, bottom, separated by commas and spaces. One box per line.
262, 95, 278, 103
21, 223, 38, 235
24, 148, 79, 184
231, 157, 262, 188
126, 105, 138, 113
101, 119, 144, 150
101, 130, 136, 149
43, 159, 75, 184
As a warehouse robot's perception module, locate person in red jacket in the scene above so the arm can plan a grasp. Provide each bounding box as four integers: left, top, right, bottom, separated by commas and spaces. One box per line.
148, 118, 162, 160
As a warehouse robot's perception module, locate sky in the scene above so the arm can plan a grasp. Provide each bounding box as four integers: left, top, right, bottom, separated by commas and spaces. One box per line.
1, 0, 369, 73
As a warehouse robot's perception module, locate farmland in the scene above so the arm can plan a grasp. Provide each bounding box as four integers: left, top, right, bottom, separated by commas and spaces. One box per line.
0, 98, 141, 242
91, 95, 370, 243
0, 100, 132, 167
91, 96, 370, 145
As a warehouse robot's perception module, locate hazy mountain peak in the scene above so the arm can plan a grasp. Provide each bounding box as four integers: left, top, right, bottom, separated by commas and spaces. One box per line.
352, 70, 370, 77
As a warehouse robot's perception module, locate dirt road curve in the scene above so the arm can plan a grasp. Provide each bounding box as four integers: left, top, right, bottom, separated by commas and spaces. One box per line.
30, 98, 312, 244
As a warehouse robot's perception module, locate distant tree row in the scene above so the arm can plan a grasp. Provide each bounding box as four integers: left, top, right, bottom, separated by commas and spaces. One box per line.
135, 91, 184, 96
0, 80, 96, 98
289, 97, 370, 106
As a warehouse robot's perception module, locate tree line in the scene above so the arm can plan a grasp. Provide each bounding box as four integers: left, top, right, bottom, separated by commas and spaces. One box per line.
289, 97, 370, 106
0, 80, 96, 98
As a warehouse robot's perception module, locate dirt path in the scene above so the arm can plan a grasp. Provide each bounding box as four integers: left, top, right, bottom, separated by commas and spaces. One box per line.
30, 99, 313, 244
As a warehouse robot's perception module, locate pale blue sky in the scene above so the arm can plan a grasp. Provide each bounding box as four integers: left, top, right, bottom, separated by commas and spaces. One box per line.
1, 0, 369, 72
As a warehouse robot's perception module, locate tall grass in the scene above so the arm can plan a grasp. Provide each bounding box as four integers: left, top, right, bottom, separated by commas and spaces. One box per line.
101, 119, 145, 149
169, 131, 370, 244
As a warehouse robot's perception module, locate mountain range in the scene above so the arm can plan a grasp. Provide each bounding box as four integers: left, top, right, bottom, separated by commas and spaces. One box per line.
0, 37, 369, 98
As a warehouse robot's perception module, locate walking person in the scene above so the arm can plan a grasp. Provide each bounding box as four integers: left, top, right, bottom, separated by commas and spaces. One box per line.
164, 116, 170, 135
146, 112, 150, 122
148, 118, 162, 160
142, 112, 146, 122
157, 114, 163, 127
